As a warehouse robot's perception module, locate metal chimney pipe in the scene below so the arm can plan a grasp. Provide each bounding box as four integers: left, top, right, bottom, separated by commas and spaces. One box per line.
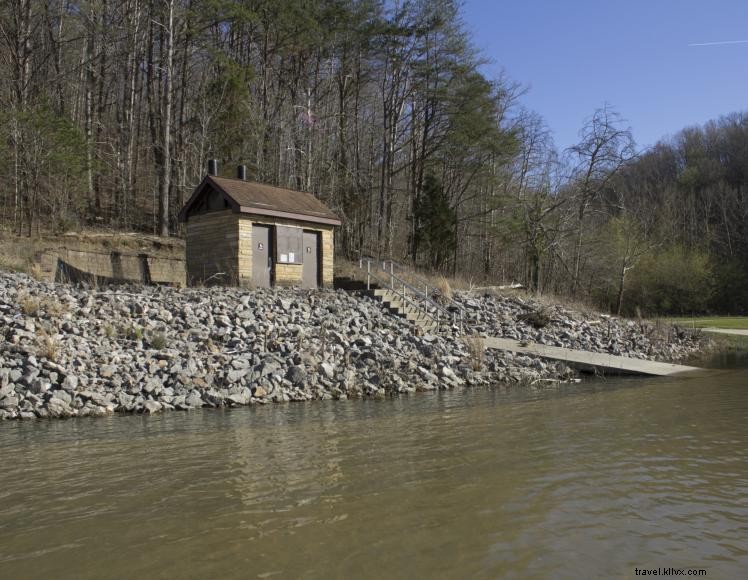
207, 159, 218, 176
237, 165, 247, 180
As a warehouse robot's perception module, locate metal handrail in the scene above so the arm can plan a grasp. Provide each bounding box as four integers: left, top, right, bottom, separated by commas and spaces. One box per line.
358, 257, 463, 332
362, 261, 428, 313
379, 259, 466, 326
381, 259, 462, 304
359, 258, 446, 330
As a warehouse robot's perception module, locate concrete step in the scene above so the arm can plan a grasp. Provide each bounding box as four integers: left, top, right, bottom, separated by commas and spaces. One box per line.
378, 296, 427, 313
404, 311, 435, 323
399, 305, 433, 315
383, 303, 437, 325
389, 303, 437, 321
384, 300, 428, 313
370, 287, 442, 332
374, 289, 419, 302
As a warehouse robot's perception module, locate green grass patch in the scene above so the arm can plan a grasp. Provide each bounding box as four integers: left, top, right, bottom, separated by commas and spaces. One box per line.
668, 316, 748, 330
700, 332, 748, 356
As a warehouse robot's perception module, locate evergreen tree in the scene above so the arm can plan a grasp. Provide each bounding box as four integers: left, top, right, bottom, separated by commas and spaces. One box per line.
413, 173, 455, 270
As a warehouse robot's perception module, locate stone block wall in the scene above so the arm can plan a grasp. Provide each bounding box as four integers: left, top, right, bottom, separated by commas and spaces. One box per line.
236, 215, 334, 288
273, 263, 303, 287
237, 218, 252, 284
320, 228, 333, 287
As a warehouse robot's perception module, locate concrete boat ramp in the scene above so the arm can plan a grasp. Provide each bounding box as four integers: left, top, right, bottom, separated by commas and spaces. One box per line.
483, 337, 703, 377
702, 327, 748, 337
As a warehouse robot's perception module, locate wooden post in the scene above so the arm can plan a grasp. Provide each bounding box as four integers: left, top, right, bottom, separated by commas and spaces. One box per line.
366, 260, 371, 290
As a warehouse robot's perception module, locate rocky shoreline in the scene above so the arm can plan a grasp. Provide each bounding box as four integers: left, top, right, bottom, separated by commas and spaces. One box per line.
0, 272, 704, 421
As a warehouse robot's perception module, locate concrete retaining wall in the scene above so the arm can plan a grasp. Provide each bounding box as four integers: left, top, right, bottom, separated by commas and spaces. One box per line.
39, 247, 185, 286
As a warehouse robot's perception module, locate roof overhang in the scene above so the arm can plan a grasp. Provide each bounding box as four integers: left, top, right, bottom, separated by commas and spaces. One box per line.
179, 175, 341, 226
238, 206, 341, 226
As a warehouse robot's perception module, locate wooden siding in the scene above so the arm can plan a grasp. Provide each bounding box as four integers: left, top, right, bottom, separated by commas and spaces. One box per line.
185, 210, 239, 285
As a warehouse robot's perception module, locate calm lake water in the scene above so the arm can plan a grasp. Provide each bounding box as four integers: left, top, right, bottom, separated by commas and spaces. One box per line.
1, 359, 747, 579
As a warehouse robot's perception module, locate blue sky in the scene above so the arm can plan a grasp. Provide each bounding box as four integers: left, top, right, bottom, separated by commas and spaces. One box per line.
462, 0, 748, 152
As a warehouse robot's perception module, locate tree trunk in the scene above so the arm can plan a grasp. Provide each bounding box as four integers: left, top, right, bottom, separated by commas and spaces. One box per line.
616, 262, 628, 316
571, 203, 586, 293
84, 5, 95, 215
158, 0, 174, 237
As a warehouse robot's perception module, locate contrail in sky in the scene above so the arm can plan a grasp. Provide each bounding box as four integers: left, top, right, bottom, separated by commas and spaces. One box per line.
688, 39, 748, 46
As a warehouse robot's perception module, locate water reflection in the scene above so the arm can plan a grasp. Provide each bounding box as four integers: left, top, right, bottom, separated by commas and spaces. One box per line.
1, 368, 747, 579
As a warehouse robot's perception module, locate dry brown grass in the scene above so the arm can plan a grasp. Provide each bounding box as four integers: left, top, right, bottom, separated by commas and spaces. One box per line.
401, 268, 473, 293
42, 336, 60, 361
40, 297, 69, 317
0, 228, 184, 280
533, 292, 600, 317
29, 262, 44, 280
334, 258, 363, 280
434, 276, 453, 305
462, 334, 485, 371
18, 292, 40, 315
484, 286, 602, 319
0, 253, 27, 273
36, 330, 61, 361
58, 229, 185, 256
335, 258, 474, 300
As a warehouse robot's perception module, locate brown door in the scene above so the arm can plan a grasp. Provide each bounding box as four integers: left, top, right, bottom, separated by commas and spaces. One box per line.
252, 225, 272, 287
302, 231, 319, 289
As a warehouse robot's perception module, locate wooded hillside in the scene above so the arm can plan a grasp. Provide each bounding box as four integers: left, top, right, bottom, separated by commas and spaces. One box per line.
1, 0, 746, 314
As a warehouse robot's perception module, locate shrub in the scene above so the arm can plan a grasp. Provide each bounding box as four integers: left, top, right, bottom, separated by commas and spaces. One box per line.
40, 298, 68, 317
29, 262, 45, 280
18, 293, 40, 315
518, 308, 551, 328
36, 330, 60, 362
435, 276, 453, 305
462, 334, 485, 371
148, 332, 167, 350
125, 325, 144, 341
53, 214, 78, 236
625, 246, 714, 315
0, 254, 27, 273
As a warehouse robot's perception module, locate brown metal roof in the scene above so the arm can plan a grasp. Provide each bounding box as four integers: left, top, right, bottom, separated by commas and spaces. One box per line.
179, 176, 341, 225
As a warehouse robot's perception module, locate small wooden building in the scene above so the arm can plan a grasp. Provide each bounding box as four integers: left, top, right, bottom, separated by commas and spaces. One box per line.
179, 163, 340, 288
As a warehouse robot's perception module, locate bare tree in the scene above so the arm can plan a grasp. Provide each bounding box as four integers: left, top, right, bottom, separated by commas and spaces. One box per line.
567, 105, 635, 293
